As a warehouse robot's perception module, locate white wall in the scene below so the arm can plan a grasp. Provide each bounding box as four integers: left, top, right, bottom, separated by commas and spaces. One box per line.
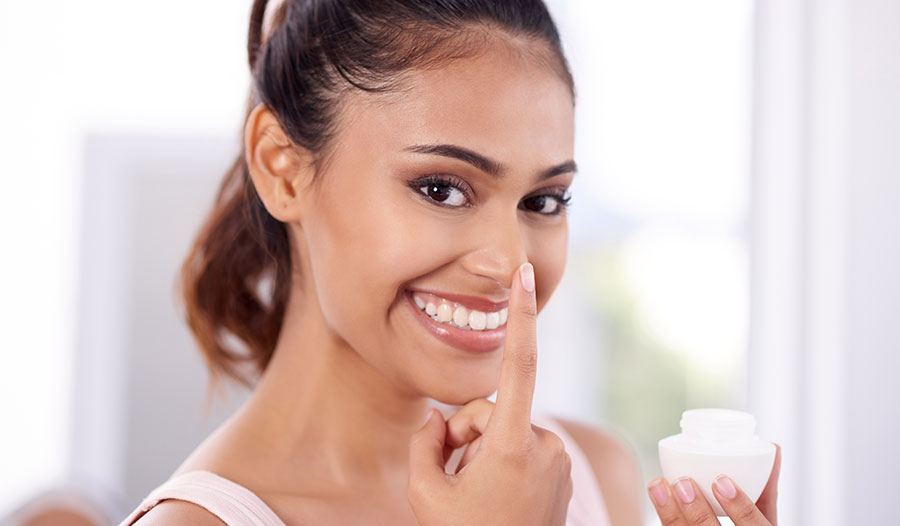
845, 0, 900, 522
0, 0, 251, 512
750, 0, 900, 524
70, 134, 249, 505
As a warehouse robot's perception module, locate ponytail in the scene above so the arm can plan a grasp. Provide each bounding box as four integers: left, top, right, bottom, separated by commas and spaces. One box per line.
178, 0, 291, 389
178, 147, 292, 388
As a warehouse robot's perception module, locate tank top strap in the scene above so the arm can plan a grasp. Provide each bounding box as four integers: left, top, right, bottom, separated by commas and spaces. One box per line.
532, 413, 613, 526
118, 470, 286, 526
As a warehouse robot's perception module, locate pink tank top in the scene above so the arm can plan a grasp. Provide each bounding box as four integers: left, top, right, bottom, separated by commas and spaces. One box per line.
119, 413, 611, 526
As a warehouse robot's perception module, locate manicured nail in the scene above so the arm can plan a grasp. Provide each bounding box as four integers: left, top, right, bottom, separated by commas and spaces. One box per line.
674, 478, 695, 503
519, 262, 535, 292
714, 475, 737, 499
648, 479, 668, 506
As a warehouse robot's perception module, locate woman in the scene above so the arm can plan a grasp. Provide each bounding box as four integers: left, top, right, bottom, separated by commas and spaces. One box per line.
121, 1, 779, 524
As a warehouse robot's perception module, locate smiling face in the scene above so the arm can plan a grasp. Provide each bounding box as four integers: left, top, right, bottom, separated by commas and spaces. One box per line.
289, 39, 575, 405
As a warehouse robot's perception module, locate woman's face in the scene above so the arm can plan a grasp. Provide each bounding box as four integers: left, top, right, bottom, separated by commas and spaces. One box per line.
294, 42, 575, 405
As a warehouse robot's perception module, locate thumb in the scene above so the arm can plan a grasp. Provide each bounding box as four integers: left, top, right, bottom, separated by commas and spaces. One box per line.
757, 442, 781, 524
408, 409, 450, 495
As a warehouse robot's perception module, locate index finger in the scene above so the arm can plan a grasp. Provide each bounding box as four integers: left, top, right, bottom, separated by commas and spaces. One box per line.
486, 262, 538, 441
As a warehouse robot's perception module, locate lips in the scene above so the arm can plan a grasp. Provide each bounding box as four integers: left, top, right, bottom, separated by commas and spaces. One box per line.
405, 289, 506, 353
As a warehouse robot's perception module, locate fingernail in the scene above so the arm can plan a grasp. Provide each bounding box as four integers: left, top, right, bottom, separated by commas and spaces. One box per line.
519, 262, 535, 292
714, 475, 737, 499
648, 479, 668, 506
422, 409, 434, 426
674, 478, 695, 503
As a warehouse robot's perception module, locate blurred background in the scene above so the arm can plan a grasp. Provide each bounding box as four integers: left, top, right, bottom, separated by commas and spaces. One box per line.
0, 0, 897, 525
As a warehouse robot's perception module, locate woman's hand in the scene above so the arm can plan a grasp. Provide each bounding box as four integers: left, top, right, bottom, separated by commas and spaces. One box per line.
647, 443, 782, 526
407, 263, 573, 526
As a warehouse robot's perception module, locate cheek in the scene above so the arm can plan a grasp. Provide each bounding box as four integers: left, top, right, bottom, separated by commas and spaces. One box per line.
304, 174, 451, 335
530, 225, 568, 313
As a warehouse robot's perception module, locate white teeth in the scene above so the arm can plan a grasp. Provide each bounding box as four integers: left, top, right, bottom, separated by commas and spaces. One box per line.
412, 291, 508, 331
452, 306, 468, 327
436, 303, 453, 323
469, 310, 487, 330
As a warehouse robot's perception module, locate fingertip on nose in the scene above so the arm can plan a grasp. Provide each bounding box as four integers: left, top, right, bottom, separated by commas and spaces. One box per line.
518, 262, 535, 292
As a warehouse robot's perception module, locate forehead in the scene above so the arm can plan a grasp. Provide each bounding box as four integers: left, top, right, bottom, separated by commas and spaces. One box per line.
331, 44, 575, 173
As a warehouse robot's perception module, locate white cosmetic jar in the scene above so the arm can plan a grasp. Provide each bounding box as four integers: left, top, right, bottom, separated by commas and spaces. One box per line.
658, 408, 776, 516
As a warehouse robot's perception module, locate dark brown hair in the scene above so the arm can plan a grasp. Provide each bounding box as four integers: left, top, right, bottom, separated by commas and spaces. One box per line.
179, 0, 575, 389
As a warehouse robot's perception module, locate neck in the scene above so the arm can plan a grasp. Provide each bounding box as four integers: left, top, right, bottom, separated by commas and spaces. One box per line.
238, 286, 432, 495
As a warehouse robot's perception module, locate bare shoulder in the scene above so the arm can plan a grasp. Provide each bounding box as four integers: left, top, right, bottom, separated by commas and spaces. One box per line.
552, 416, 645, 526
131, 499, 228, 526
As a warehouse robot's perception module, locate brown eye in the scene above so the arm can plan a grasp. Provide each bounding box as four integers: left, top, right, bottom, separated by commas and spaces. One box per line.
523, 196, 547, 212
519, 191, 572, 216
426, 184, 452, 203
410, 174, 470, 208
420, 182, 466, 206
521, 196, 558, 214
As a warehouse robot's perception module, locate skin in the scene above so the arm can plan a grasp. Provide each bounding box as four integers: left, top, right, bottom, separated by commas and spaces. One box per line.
134, 35, 645, 525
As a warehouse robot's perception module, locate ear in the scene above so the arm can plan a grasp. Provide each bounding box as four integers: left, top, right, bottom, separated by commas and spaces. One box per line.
244, 103, 314, 223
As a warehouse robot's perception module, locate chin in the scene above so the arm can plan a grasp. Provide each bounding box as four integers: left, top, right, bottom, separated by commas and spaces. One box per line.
426, 376, 498, 407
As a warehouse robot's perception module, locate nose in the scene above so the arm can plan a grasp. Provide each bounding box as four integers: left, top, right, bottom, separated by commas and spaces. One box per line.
459, 208, 529, 290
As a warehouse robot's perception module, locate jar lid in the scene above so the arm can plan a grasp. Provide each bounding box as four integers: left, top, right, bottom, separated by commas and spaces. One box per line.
681, 408, 757, 442
658, 408, 773, 454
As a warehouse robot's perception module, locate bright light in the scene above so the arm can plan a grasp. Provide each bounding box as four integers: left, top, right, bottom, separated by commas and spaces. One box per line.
621, 226, 747, 374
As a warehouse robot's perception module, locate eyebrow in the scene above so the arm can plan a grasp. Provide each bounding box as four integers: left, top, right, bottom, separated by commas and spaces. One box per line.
403, 143, 577, 181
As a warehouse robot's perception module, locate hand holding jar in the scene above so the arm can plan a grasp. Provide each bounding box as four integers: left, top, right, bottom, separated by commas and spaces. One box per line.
647, 409, 782, 525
